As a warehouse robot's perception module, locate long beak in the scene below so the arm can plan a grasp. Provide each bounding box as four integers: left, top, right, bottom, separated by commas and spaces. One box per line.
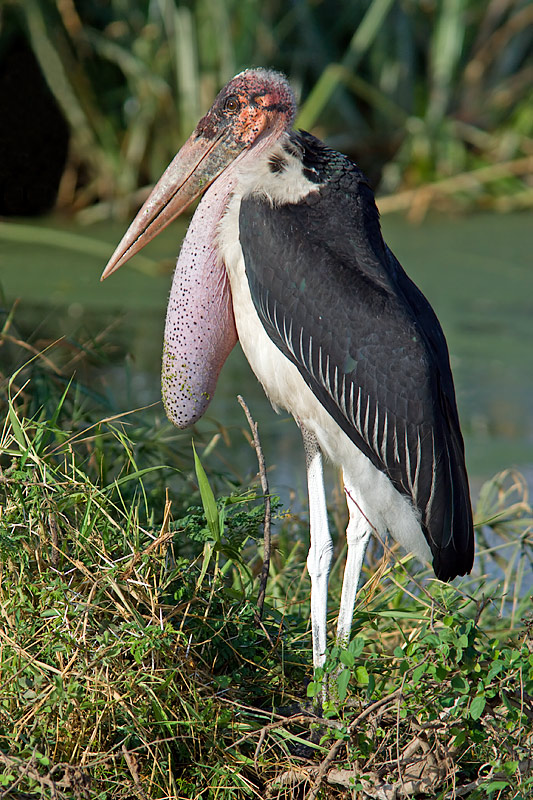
101, 129, 245, 280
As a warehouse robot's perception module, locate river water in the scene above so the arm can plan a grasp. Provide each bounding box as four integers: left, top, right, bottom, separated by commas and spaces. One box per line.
2, 210, 532, 509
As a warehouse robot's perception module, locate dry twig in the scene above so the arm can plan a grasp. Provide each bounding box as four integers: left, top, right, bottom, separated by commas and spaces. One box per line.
237, 395, 272, 621
305, 688, 403, 799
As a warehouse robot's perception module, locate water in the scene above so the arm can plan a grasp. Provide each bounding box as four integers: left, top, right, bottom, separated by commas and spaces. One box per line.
2, 210, 532, 506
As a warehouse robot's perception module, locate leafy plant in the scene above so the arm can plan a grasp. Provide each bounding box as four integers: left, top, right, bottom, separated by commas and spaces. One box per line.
0, 318, 531, 798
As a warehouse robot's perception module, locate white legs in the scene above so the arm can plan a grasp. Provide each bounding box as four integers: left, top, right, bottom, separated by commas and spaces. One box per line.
301, 429, 371, 667
336, 473, 371, 647
301, 427, 333, 671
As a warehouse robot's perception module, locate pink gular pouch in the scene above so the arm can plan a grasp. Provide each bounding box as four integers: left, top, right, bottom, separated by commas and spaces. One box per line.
161, 182, 238, 428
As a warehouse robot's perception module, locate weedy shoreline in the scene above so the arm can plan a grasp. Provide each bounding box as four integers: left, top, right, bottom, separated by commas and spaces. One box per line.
0, 308, 531, 799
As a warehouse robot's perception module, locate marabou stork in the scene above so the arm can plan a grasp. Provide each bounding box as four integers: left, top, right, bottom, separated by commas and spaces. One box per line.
102, 69, 474, 672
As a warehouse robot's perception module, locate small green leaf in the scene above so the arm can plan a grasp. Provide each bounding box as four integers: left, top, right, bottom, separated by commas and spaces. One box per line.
336, 668, 350, 703
8, 405, 28, 451
340, 649, 355, 668
192, 442, 220, 542
355, 666, 369, 685
484, 780, 510, 793
451, 675, 469, 694
196, 541, 214, 591
349, 637, 365, 657
469, 694, 486, 720
451, 727, 466, 747
501, 691, 513, 713
487, 660, 504, 682
412, 662, 428, 683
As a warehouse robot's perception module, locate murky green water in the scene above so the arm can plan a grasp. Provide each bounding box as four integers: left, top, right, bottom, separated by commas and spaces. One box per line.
1, 211, 532, 502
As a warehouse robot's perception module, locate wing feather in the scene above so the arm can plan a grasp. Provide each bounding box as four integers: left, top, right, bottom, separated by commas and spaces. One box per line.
238, 133, 474, 578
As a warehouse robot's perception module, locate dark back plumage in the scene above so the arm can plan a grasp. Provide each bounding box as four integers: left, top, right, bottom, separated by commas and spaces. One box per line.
239, 131, 474, 580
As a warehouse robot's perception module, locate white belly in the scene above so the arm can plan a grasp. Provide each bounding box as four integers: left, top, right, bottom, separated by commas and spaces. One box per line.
219, 195, 431, 564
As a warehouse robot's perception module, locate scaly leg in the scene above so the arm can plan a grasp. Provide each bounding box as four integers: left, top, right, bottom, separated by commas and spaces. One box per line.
336, 473, 371, 648
301, 427, 333, 671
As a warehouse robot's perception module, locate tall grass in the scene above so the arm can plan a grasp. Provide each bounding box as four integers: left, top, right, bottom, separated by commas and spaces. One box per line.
5, 0, 533, 216
0, 300, 532, 798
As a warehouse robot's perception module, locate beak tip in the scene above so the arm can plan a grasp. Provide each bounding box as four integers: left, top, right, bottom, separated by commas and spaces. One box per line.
100, 128, 219, 285
101, 257, 119, 281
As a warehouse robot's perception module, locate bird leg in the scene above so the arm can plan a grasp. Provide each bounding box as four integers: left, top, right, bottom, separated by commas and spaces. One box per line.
336, 476, 371, 648
301, 427, 333, 672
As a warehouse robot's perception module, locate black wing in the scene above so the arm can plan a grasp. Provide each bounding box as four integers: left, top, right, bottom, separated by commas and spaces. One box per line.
238, 132, 474, 580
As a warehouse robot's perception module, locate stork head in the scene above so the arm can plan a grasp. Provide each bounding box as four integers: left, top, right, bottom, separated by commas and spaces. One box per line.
102, 69, 296, 279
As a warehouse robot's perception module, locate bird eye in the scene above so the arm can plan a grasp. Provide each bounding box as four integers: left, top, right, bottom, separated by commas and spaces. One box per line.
223, 95, 240, 112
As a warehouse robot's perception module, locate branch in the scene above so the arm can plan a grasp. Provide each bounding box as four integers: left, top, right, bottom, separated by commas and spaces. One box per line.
237, 396, 272, 621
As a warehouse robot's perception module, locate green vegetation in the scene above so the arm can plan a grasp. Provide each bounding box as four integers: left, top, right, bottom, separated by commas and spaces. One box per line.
1, 3, 533, 795
3, 0, 533, 217
1, 301, 532, 799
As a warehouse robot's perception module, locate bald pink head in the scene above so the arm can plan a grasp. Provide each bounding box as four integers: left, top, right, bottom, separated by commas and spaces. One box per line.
101, 69, 296, 281
194, 68, 296, 145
